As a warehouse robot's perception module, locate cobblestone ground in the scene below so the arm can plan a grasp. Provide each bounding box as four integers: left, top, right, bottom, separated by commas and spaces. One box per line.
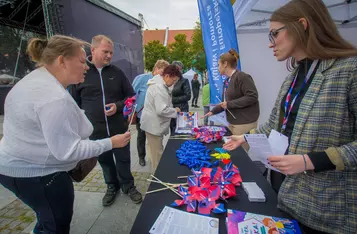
0, 169, 151, 234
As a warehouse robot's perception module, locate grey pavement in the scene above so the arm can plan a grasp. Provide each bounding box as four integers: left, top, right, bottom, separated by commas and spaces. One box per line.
0, 94, 204, 234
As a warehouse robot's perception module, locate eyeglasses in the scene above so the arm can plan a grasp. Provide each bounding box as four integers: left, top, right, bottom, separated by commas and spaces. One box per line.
269, 26, 286, 46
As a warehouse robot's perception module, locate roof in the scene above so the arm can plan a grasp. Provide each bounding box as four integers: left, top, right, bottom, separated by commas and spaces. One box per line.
143, 29, 194, 45
233, 0, 357, 30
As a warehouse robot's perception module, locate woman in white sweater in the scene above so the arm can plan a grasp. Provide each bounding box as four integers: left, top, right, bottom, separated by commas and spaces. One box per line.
0, 35, 130, 234
140, 65, 181, 172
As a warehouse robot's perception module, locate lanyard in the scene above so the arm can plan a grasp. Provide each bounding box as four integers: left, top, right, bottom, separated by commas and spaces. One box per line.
281, 60, 319, 132
223, 78, 230, 101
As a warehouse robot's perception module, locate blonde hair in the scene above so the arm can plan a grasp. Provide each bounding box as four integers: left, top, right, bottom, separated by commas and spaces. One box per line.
27, 35, 89, 66
220, 49, 239, 68
271, 0, 357, 69
153, 60, 169, 71
91, 35, 113, 47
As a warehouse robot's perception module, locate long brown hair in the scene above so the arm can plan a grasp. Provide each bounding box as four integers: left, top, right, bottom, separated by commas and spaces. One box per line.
271, 0, 357, 69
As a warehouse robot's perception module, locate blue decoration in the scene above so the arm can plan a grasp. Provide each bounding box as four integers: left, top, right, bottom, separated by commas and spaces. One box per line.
176, 141, 219, 170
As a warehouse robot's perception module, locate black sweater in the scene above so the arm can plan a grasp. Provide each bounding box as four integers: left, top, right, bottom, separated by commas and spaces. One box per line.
69, 60, 134, 139
280, 58, 335, 172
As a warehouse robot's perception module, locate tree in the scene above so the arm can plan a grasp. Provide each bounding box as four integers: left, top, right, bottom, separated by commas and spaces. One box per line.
144, 40, 169, 71
190, 21, 207, 74
168, 34, 192, 70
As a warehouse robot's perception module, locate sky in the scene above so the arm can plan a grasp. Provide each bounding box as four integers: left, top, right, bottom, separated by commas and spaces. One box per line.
104, 0, 200, 30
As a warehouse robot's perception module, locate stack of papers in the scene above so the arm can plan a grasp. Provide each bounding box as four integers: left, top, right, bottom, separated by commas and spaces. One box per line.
242, 182, 266, 202
150, 206, 219, 234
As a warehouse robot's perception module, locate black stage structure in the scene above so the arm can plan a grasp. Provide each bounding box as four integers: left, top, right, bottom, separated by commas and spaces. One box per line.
0, 0, 144, 114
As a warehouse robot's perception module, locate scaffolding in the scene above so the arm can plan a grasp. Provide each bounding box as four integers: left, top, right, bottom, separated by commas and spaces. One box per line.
41, 0, 64, 39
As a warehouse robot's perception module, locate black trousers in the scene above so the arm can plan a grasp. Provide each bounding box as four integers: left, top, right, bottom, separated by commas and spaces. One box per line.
0, 172, 74, 234
192, 91, 199, 105
97, 144, 134, 193
136, 117, 146, 159
270, 170, 286, 194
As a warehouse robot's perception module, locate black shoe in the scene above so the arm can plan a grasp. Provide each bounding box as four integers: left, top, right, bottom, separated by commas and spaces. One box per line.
102, 185, 119, 206
139, 158, 146, 166
126, 186, 142, 204
195, 105, 200, 108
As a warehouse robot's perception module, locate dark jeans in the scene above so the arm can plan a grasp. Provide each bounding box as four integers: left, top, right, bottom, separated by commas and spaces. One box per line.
136, 117, 146, 159
203, 106, 210, 125
97, 144, 134, 193
0, 172, 74, 234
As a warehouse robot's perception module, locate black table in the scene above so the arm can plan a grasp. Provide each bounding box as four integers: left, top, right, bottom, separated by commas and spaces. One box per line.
130, 139, 289, 234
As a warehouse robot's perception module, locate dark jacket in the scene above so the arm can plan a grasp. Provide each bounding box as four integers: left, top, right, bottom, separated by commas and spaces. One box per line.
172, 76, 191, 111
69, 58, 134, 139
191, 79, 200, 96
211, 70, 259, 125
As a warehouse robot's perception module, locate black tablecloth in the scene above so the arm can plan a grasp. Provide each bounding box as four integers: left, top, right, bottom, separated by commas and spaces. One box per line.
130, 139, 289, 234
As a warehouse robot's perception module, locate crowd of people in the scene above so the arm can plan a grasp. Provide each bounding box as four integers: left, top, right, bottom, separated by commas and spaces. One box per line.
0, 0, 355, 233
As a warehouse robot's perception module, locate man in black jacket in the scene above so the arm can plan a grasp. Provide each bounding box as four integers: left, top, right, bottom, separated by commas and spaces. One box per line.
170, 61, 191, 135
69, 35, 142, 206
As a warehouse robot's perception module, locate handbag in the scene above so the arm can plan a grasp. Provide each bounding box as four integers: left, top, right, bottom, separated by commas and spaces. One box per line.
69, 157, 97, 182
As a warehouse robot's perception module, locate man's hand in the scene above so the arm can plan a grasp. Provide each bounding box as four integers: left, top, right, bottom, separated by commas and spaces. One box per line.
105, 103, 117, 116
176, 107, 181, 112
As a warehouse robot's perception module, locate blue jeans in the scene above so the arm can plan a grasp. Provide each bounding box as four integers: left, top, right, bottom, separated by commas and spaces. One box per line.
0, 172, 74, 234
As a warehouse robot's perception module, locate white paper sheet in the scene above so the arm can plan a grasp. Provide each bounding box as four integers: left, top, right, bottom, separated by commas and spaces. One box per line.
245, 130, 289, 172
150, 206, 219, 234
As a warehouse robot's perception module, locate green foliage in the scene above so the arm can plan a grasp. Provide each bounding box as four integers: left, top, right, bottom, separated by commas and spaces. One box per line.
144, 40, 169, 71
143, 22, 207, 73
168, 34, 192, 69
190, 22, 206, 73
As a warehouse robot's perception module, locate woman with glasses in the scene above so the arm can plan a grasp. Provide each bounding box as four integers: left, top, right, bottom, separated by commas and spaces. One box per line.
224, 0, 357, 233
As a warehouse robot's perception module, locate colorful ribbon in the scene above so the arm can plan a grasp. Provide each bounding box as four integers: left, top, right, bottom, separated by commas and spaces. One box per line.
123, 96, 136, 117
192, 126, 227, 143
176, 141, 219, 169
211, 147, 231, 160
171, 164, 241, 215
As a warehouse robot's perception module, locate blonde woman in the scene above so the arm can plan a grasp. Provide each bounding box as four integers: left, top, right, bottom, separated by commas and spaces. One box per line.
0, 36, 130, 234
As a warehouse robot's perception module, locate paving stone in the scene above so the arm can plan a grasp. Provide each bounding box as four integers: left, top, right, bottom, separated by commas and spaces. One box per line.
8, 220, 21, 229
98, 188, 106, 193
88, 187, 99, 192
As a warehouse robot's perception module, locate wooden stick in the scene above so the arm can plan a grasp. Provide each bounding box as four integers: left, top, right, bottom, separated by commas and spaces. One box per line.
146, 187, 171, 194
216, 96, 236, 119
177, 176, 188, 179
151, 175, 183, 198
146, 179, 177, 187
127, 105, 137, 130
